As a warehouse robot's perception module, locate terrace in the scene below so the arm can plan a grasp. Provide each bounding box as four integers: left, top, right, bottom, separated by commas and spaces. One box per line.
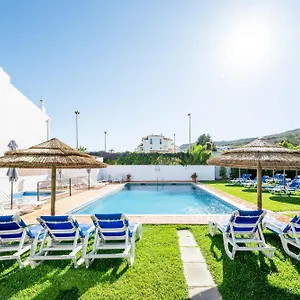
0, 180, 298, 300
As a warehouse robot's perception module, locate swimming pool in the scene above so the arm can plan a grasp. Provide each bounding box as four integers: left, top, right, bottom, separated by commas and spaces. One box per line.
72, 184, 236, 215
14, 191, 63, 203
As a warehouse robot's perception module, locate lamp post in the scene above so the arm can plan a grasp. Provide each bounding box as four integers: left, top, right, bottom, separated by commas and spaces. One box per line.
74, 111, 80, 149
104, 131, 107, 152
187, 113, 191, 148
173, 133, 176, 153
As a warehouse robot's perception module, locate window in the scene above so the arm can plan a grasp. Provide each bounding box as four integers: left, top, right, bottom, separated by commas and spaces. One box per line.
150, 138, 153, 144
160, 139, 162, 144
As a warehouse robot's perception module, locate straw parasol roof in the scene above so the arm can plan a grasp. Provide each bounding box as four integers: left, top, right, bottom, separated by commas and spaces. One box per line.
208, 138, 300, 170
0, 138, 107, 215
207, 138, 300, 209
0, 138, 106, 169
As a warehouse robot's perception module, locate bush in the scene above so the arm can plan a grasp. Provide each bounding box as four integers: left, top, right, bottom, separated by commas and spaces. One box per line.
219, 167, 227, 179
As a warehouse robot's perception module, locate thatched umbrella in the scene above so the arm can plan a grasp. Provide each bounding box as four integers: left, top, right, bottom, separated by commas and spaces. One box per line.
0, 138, 107, 215
207, 138, 300, 210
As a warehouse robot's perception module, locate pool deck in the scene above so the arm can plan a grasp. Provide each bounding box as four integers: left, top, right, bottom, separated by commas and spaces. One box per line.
22, 182, 290, 225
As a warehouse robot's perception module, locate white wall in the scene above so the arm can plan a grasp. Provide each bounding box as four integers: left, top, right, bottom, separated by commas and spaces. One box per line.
98, 165, 215, 181
59, 169, 98, 182
0, 68, 50, 156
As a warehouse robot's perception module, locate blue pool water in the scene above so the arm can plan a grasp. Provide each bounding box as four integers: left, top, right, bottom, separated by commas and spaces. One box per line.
14, 191, 62, 202
73, 184, 236, 215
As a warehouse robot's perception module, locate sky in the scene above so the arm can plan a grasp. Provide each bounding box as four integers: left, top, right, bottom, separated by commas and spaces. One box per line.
1, 1, 300, 152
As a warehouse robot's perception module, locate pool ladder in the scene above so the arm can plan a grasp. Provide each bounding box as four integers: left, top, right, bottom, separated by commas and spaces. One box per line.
156, 178, 164, 187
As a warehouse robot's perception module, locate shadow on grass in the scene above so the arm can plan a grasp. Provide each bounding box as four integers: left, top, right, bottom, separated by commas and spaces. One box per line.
0, 253, 128, 300
269, 196, 300, 205
208, 233, 300, 300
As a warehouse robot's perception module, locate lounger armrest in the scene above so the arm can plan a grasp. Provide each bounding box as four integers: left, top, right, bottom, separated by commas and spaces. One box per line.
129, 222, 142, 239
86, 225, 95, 236
129, 223, 139, 234
263, 220, 284, 234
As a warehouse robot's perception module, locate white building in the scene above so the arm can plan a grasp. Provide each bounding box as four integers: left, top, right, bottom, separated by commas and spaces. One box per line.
0, 68, 50, 172
135, 134, 179, 153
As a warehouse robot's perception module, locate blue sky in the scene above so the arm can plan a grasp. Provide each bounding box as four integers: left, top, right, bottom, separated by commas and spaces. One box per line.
1, 1, 300, 151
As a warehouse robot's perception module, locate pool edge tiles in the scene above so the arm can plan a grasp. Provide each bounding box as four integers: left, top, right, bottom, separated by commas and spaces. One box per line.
70, 183, 241, 216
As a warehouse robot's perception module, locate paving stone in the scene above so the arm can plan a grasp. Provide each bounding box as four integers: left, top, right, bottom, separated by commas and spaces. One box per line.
178, 236, 198, 247
178, 231, 198, 247
177, 230, 194, 238
180, 247, 205, 263
183, 263, 215, 287
188, 287, 222, 300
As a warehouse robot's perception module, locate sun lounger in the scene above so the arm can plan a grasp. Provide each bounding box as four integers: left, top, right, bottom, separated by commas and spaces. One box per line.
81, 178, 106, 188
84, 213, 142, 267
209, 210, 275, 259
0, 215, 43, 268
264, 214, 300, 260
29, 215, 94, 269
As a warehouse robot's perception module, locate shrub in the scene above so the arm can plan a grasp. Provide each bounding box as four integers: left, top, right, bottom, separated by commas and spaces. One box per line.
219, 167, 227, 179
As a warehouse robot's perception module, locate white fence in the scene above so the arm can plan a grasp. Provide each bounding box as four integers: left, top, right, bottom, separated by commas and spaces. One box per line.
98, 165, 216, 181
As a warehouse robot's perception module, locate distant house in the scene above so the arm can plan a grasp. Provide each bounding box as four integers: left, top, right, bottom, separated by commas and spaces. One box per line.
135, 134, 179, 153
0, 68, 50, 174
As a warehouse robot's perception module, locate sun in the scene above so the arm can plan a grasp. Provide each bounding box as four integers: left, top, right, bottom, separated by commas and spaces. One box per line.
222, 20, 271, 70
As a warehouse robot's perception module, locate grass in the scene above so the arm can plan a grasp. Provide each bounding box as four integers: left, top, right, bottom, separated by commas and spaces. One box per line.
283, 213, 298, 218
0, 225, 300, 300
205, 181, 300, 212
0, 226, 187, 300
189, 226, 300, 300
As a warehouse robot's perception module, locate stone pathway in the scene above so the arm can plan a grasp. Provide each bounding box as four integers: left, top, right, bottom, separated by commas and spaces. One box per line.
177, 230, 221, 300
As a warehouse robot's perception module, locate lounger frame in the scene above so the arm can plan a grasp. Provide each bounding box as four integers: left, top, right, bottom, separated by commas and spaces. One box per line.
29, 216, 93, 269
84, 214, 142, 268
209, 210, 275, 259
264, 214, 300, 260
0, 216, 43, 268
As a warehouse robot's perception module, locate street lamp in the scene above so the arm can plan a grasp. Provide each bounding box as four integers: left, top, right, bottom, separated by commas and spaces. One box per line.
104, 131, 107, 152
75, 111, 80, 149
173, 133, 176, 153
187, 113, 191, 148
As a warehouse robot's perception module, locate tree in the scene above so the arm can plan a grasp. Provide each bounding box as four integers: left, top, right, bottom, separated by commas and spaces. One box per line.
180, 144, 212, 166
279, 140, 300, 150
196, 134, 212, 146
283, 133, 299, 147
219, 167, 227, 179
77, 146, 87, 153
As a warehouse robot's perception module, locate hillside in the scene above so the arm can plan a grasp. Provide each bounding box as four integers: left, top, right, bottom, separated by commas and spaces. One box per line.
215, 128, 300, 147
180, 128, 300, 150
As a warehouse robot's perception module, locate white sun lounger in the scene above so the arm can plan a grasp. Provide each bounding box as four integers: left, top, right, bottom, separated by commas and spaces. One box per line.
83, 213, 142, 268
29, 215, 94, 269
0, 215, 44, 268
81, 178, 106, 188
209, 210, 275, 259
264, 213, 300, 260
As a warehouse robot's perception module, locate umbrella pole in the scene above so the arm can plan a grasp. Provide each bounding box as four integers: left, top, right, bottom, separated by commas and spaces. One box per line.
51, 166, 56, 216
257, 162, 262, 210
10, 181, 13, 209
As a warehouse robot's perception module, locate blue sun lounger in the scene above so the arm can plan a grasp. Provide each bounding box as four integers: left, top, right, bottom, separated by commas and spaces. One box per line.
84, 213, 142, 268
29, 215, 94, 269
209, 210, 275, 259
0, 215, 43, 268
264, 213, 300, 260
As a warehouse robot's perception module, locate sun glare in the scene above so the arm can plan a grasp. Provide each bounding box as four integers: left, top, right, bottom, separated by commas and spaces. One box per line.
222, 20, 272, 71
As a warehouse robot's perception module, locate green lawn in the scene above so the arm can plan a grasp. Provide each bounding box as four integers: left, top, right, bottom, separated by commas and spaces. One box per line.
0, 226, 187, 300
1, 225, 300, 300
205, 181, 300, 212
189, 226, 300, 300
